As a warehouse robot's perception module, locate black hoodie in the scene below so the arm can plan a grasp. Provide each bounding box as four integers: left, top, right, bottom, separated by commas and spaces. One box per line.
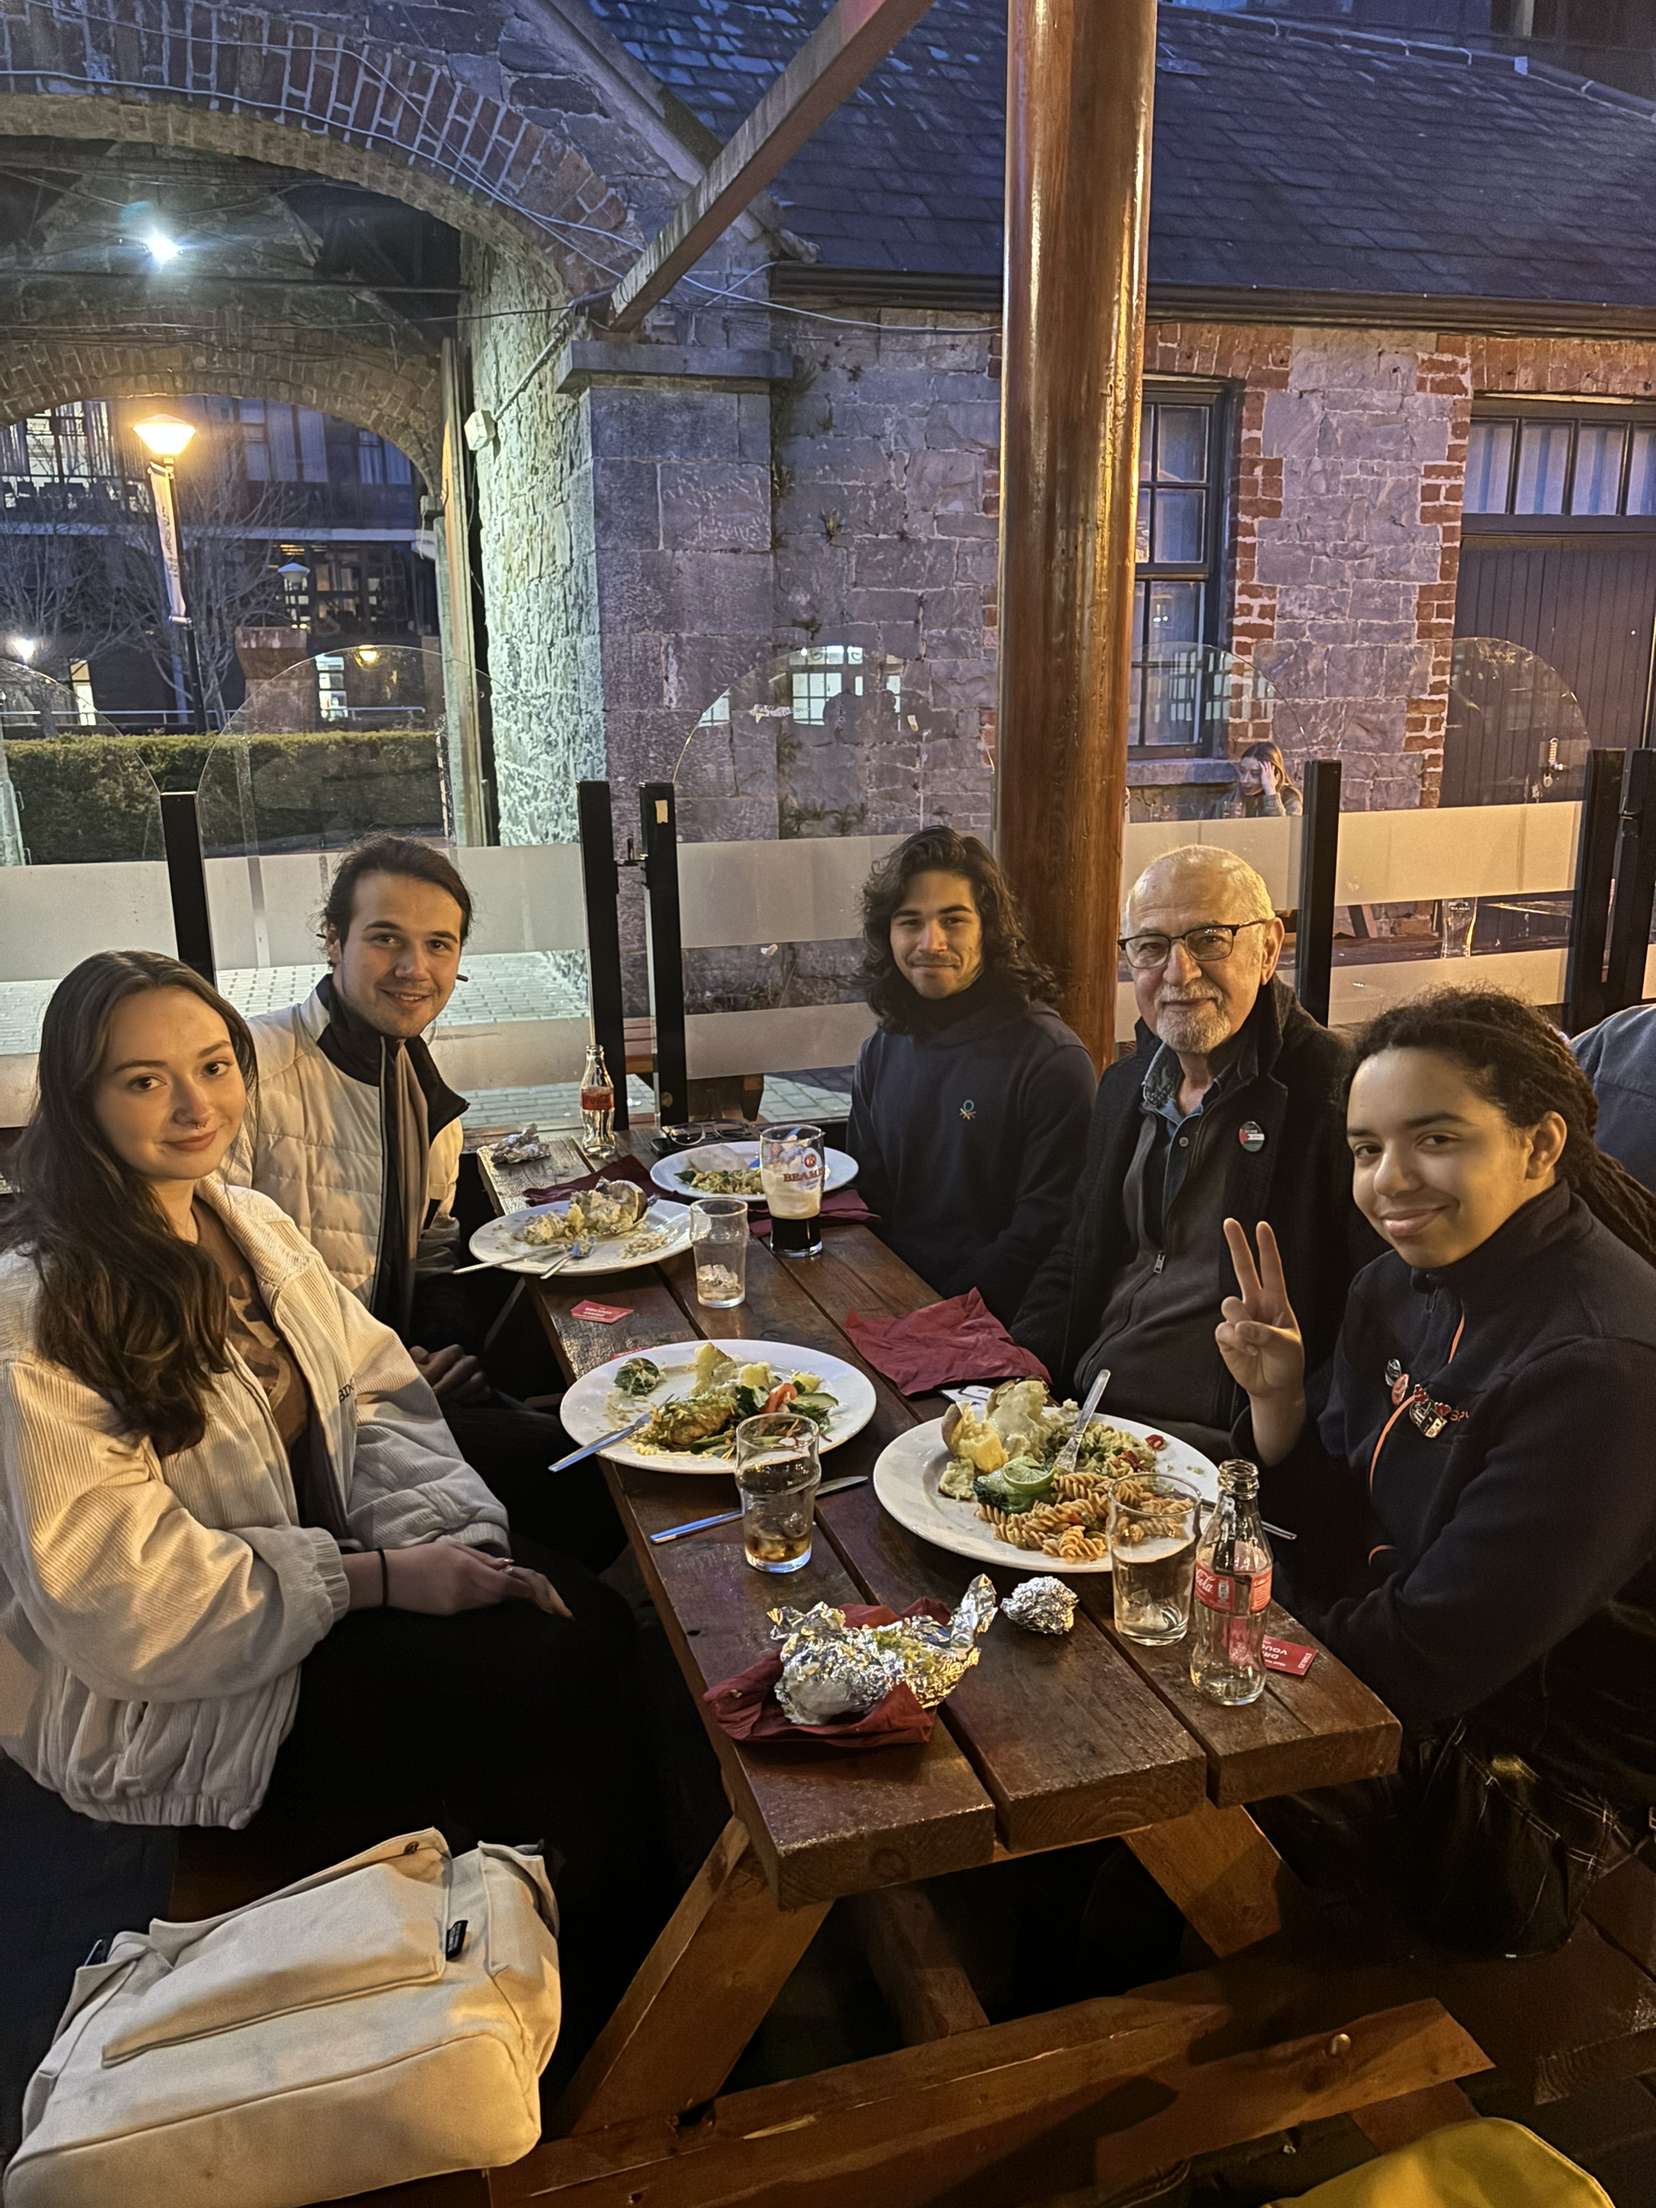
1262, 1182, 1656, 1806
847, 976, 1095, 1322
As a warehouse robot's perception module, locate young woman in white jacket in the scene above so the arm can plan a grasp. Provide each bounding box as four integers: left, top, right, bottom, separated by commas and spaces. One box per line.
0, 951, 654, 2141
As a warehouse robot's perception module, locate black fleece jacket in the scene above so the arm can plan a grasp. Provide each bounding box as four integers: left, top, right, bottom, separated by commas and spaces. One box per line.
1259, 1183, 1656, 1806
1015, 978, 1374, 1414
848, 978, 1095, 1322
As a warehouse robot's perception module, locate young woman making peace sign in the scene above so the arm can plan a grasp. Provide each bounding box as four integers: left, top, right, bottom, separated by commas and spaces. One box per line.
1216, 988, 1656, 1954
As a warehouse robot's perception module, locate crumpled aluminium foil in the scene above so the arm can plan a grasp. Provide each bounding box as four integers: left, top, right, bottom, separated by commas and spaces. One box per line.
1002, 1574, 1078, 1636
770, 1573, 999, 1725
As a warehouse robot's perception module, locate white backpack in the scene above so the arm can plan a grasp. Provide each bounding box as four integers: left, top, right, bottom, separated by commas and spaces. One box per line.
5, 1828, 559, 2208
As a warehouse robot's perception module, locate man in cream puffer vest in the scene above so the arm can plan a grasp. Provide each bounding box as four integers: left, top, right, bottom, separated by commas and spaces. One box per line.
221, 839, 599, 1555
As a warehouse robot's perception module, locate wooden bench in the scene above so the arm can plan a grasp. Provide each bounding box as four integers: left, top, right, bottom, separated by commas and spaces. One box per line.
621, 1015, 764, 1125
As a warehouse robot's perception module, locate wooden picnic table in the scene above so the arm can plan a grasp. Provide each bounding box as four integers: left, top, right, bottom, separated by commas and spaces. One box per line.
407, 1131, 1489, 2205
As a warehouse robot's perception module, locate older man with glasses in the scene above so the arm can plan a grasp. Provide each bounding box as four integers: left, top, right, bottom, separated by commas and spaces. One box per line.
1015, 845, 1374, 1459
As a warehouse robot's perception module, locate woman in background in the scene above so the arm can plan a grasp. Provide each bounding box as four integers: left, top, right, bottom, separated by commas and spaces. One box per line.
1235, 740, 1303, 818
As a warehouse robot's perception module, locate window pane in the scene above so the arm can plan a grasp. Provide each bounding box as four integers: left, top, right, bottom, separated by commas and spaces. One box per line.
1136, 488, 1151, 561
384, 443, 412, 486
268, 406, 298, 482
1153, 488, 1205, 564
1464, 420, 1515, 512
1139, 409, 1154, 484
1513, 421, 1569, 513
1571, 425, 1626, 515
299, 409, 328, 483
1156, 406, 1207, 484
1629, 428, 1656, 516
1146, 579, 1202, 652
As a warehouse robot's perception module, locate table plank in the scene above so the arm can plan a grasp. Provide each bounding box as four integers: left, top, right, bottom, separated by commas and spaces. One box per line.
650, 1233, 1208, 1849
1078, 1585, 1401, 1807
525, 1248, 996, 1910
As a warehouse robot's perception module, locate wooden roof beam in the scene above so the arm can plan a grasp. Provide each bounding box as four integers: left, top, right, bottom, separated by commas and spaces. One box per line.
603, 0, 936, 335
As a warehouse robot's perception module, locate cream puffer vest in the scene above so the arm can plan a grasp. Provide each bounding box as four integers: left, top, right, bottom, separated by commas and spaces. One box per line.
222, 986, 463, 1306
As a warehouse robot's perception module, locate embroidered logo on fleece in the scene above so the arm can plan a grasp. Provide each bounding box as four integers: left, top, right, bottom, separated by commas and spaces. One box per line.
958, 1098, 976, 1121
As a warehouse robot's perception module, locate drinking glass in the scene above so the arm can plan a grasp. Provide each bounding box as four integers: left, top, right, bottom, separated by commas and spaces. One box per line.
1109, 1477, 1201, 1645
689, 1195, 748, 1307
1441, 897, 1477, 958
759, 1120, 825, 1260
734, 1414, 822, 1574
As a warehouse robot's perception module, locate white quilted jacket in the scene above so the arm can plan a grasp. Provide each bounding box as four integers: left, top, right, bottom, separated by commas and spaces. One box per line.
220, 985, 464, 1304
0, 1182, 507, 1829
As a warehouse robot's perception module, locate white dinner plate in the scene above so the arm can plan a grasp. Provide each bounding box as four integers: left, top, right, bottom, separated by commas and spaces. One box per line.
649, 1141, 859, 1207
872, 1415, 1221, 1575
560, 1338, 878, 1475
467, 1198, 691, 1278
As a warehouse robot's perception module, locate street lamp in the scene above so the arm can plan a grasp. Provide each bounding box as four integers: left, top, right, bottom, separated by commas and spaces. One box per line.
7, 636, 37, 665
131, 412, 207, 733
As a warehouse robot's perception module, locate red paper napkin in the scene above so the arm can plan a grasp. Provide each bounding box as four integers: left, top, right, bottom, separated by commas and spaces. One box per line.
844, 1288, 1050, 1396
703, 1599, 947, 1749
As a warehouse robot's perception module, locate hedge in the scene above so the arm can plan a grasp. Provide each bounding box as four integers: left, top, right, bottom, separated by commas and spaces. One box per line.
3, 731, 445, 864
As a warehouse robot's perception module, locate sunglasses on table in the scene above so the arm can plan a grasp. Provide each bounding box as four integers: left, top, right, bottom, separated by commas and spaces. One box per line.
1117, 918, 1274, 972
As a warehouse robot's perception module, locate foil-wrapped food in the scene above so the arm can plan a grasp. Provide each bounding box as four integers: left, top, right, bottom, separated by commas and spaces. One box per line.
1002, 1574, 1078, 1636
770, 1575, 998, 1726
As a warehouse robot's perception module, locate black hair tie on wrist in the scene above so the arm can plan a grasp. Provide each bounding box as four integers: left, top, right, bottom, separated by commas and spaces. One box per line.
377, 1548, 390, 1609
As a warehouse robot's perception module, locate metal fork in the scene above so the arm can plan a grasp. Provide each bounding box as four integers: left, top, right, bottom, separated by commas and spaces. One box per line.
1049, 1367, 1111, 1484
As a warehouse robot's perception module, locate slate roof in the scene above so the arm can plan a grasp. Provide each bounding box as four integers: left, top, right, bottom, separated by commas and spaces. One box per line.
584, 0, 1656, 306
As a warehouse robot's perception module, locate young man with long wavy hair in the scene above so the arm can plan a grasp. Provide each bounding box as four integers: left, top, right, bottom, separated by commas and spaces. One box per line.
849, 826, 1095, 1321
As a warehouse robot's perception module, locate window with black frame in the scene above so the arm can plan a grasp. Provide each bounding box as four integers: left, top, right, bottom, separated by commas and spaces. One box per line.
1465, 406, 1656, 519
1131, 391, 1223, 749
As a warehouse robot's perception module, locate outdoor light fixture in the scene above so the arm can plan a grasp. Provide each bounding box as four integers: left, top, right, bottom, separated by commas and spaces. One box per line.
7, 636, 38, 664
144, 228, 181, 267
355, 646, 382, 667
132, 413, 196, 462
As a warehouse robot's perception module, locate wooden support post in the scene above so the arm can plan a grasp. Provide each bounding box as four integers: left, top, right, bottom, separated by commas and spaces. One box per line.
552, 1819, 828, 2136
605, 0, 937, 332
846, 1888, 989, 2043
995, 0, 1157, 1063
1125, 1802, 1290, 1959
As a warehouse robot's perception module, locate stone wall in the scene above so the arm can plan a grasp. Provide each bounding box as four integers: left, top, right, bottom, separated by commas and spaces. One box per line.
465, 241, 604, 845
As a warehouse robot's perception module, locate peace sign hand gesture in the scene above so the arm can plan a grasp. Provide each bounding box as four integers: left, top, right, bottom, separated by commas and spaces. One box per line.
1216, 1217, 1306, 1407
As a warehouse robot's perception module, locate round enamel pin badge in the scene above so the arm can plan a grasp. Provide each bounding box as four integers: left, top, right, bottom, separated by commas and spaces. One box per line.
1238, 1120, 1266, 1152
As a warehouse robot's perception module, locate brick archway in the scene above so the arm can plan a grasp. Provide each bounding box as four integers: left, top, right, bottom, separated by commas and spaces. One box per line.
0, 0, 642, 300
0, 333, 442, 485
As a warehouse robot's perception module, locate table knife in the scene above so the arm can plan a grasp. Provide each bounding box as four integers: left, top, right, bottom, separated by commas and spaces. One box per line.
649, 1473, 868, 1545
548, 1413, 649, 1473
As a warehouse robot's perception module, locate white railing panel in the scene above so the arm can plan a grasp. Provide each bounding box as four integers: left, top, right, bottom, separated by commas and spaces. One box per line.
0, 860, 175, 982
686, 1003, 876, 1080
1121, 818, 1301, 906
678, 837, 904, 951
1336, 803, 1579, 905
429, 1016, 589, 1093
453, 843, 586, 955
1115, 947, 1573, 1045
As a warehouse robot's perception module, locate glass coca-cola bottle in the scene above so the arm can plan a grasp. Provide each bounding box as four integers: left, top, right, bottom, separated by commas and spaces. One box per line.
1189, 1459, 1273, 1706
579, 1039, 615, 1155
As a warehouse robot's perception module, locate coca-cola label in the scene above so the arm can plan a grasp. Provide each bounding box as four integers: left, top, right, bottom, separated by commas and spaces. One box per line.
580, 1086, 613, 1110
1194, 1561, 1273, 1615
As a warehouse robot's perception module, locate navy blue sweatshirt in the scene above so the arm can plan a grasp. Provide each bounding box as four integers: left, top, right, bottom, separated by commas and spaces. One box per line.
1260, 1183, 1656, 1805
848, 979, 1095, 1322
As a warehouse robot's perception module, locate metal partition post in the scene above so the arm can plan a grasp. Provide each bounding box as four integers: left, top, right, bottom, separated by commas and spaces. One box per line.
1605, 749, 1656, 1017
1565, 747, 1624, 1034
1294, 758, 1341, 1026
161, 788, 216, 984
577, 780, 629, 1132
639, 782, 688, 1129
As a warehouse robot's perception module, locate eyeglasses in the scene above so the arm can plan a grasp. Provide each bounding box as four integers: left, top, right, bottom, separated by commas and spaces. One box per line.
1117, 918, 1274, 972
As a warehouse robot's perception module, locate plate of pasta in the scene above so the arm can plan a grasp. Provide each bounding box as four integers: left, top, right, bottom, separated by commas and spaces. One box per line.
870, 1381, 1220, 1574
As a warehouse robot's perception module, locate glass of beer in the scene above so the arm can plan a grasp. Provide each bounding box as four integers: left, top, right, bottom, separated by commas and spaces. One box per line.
759, 1121, 824, 1260
1109, 1475, 1201, 1645
734, 1413, 822, 1573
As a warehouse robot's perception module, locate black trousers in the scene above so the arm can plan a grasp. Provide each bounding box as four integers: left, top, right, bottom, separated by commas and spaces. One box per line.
439, 1394, 622, 1568
1, 1544, 663, 2155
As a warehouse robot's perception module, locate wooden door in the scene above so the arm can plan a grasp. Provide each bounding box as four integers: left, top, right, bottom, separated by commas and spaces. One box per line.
1445, 533, 1656, 806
